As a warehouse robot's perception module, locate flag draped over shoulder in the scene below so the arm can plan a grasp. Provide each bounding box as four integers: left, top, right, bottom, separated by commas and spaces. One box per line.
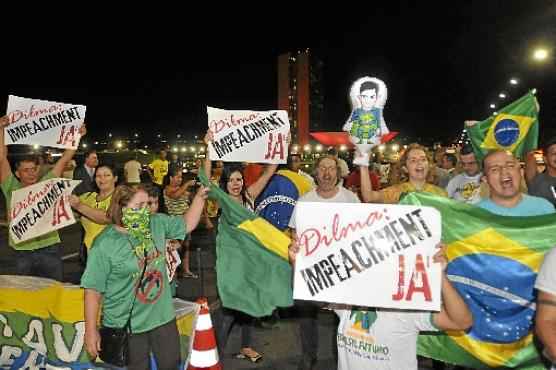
198, 170, 294, 317
255, 169, 313, 231
401, 192, 556, 369
467, 91, 539, 161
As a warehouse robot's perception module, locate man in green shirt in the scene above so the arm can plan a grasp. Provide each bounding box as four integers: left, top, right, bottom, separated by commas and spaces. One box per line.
0, 115, 86, 281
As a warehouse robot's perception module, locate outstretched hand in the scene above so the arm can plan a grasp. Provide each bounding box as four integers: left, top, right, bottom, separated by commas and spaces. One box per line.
433, 243, 448, 272
0, 115, 9, 128
288, 235, 300, 266
204, 130, 214, 145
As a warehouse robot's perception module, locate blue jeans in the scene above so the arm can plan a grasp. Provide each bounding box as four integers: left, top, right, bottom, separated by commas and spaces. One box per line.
15, 243, 63, 281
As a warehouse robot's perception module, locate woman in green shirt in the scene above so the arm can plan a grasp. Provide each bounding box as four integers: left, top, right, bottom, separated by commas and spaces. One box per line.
81, 183, 207, 369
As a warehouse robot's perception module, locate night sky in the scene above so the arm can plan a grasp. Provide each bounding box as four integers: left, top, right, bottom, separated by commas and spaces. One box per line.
2, 2, 555, 146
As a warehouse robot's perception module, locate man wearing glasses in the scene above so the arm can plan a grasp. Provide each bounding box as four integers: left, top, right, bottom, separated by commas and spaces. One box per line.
0, 115, 85, 281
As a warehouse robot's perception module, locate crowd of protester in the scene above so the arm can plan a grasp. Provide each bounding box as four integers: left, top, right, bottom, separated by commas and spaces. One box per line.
2, 112, 556, 369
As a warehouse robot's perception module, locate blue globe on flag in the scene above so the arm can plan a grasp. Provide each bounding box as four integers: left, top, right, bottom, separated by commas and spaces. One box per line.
493, 119, 520, 147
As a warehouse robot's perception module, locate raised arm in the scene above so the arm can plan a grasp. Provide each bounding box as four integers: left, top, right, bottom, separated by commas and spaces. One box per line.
203, 131, 213, 180
52, 124, 87, 177
165, 179, 194, 200
183, 186, 209, 234
0, 116, 13, 183
432, 245, 473, 331
524, 150, 539, 186
247, 164, 278, 200
69, 195, 111, 224
360, 165, 384, 203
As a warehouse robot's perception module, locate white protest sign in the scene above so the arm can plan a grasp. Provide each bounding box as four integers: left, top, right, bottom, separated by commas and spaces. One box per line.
293, 202, 442, 311
9, 178, 81, 243
5, 95, 86, 149
207, 107, 290, 164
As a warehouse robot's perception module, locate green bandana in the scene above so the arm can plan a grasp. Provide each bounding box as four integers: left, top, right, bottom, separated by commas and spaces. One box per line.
122, 207, 154, 257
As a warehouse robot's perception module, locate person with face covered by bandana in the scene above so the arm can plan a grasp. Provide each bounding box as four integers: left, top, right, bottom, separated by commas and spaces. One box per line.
80, 183, 208, 369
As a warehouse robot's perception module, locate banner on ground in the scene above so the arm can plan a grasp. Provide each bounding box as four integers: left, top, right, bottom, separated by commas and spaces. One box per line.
5, 95, 86, 150
9, 178, 81, 243
400, 192, 556, 369
0, 275, 199, 370
293, 202, 442, 311
207, 106, 290, 164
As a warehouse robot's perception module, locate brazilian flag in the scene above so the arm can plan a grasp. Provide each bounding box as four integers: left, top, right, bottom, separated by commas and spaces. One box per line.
401, 192, 556, 369
467, 91, 539, 161
198, 170, 293, 317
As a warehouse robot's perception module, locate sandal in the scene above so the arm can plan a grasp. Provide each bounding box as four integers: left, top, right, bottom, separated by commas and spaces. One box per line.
236, 348, 263, 363
182, 271, 198, 279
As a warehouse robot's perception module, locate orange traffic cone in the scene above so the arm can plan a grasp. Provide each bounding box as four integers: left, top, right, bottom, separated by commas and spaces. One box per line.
187, 297, 222, 370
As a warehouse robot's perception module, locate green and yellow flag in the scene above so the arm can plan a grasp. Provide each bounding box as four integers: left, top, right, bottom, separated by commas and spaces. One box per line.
401, 192, 556, 369
467, 91, 539, 161
199, 170, 294, 317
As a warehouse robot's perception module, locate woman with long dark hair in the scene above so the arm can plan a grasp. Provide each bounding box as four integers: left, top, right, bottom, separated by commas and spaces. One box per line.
204, 131, 279, 363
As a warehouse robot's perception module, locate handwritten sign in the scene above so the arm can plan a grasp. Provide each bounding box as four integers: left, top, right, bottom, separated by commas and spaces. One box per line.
293, 202, 442, 311
5, 95, 86, 149
9, 178, 81, 243
207, 107, 290, 164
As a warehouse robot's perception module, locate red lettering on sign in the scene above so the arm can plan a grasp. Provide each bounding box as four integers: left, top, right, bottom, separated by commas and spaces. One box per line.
52, 196, 71, 226
298, 211, 384, 256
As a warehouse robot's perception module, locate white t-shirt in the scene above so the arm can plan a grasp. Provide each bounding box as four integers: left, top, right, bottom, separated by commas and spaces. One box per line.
124, 160, 142, 184
336, 308, 437, 370
535, 248, 556, 296
288, 187, 360, 228
446, 173, 482, 204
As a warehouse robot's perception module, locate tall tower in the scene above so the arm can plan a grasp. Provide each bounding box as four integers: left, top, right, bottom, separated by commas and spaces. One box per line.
278, 49, 324, 146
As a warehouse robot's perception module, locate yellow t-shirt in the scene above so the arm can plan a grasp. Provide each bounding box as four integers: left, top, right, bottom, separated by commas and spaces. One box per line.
149, 159, 169, 185
380, 182, 447, 204
79, 192, 113, 249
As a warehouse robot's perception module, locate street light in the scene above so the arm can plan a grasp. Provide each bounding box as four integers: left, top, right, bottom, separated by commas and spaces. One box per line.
533, 48, 549, 61
490, 103, 496, 109
499, 93, 507, 99
509, 78, 518, 85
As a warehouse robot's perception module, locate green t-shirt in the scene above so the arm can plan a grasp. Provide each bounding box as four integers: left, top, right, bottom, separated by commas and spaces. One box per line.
0, 172, 61, 250
81, 213, 186, 334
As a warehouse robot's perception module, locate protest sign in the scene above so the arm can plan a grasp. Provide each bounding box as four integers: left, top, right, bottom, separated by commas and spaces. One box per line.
9, 178, 81, 243
0, 275, 199, 369
5, 95, 86, 150
293, 202, 442, 311
207, 107, 290, 164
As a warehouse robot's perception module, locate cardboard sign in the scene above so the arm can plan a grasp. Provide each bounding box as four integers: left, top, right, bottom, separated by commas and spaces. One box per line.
9, 178, 81, 243
207, 107, 290, 163
293, 202, 442, 311
5, 95, 86, 149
